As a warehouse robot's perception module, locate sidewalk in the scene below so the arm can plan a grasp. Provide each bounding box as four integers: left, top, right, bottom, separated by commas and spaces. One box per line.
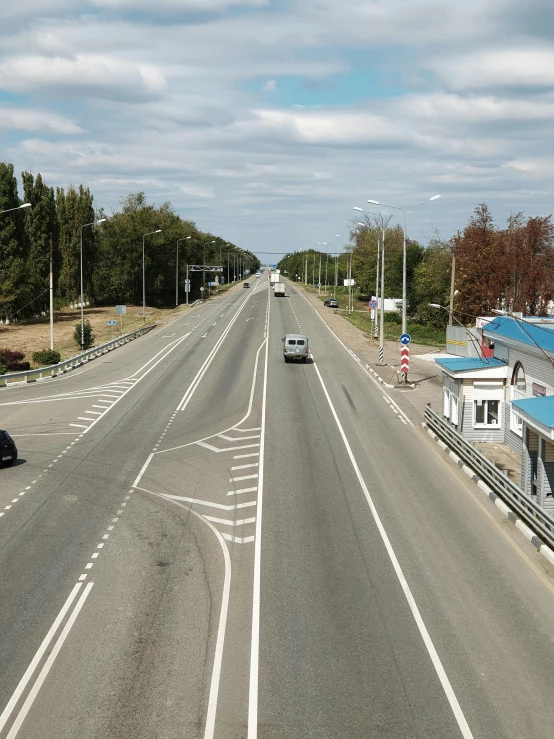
296, 285, 522, 480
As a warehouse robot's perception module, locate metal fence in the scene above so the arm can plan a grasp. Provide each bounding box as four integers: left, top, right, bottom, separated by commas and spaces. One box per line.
0, 325, 155, 388
424, 404, 554, 550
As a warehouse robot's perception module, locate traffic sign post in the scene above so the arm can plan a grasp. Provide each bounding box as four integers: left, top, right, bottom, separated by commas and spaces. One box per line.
400, 333, 411, 345
369, 298, 378, 338
108, 319, 117, 340
400, 344, 410, 382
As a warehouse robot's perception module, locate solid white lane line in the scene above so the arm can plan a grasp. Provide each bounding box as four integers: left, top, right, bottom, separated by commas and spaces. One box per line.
218, 433, 260, 441
203, 516, 256, 526
69, 423, 88, 429
230, 474, 258, 482
312, 360, 474, 739
85, 410, 103, 415
233, 453, 260, 459
77, 417, 93, 422
6, 583, 94, 739
0, 583, 84, 733
196, 441, 260, 453
248, 280, 270, 739
231, 463, 259, 470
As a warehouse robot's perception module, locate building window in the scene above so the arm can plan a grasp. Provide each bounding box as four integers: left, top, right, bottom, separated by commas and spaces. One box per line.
451, 393, 459, 426
510, 363, 526, 437
473, 382, 503, 428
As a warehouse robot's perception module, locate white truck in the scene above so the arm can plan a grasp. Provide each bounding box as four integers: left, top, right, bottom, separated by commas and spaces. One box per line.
274, 282, 286, 296
270, 272, 280, 284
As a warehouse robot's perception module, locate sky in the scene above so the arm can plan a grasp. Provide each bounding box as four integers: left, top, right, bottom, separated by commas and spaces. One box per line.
1, 0, 554, 264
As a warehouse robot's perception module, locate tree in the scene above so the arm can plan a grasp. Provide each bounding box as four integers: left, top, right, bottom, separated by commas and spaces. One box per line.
412, 235, 452, 326
56, 185, 95, 303
22, 172, 58, 314
0, 162, 28, 319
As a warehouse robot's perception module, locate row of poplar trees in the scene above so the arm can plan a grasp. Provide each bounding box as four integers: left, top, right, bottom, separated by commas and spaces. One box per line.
0, 162, 258, 320
279, 204, 554, 326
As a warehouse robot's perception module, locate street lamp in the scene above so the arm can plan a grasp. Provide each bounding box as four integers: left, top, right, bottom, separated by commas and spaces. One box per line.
368, 195, 441, 336
0, 203, 31, 215
176, 236, 191, 306
80, 218, 106, 349
143, 229, 162, 318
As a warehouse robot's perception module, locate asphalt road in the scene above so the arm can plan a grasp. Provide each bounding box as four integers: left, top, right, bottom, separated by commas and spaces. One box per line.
0, 275, 553, 738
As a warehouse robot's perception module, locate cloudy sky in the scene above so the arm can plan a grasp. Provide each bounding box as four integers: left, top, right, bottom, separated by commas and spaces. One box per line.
1, 0, 553, 262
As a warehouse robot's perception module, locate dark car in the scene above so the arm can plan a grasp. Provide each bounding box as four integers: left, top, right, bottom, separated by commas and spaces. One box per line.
324, 298, 339, 308
0, 430, 17, 465
243, 282, 250, 288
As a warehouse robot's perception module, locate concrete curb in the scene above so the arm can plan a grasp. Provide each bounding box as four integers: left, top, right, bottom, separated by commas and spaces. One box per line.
365, 364, 395, 389
422, 422, 554, 567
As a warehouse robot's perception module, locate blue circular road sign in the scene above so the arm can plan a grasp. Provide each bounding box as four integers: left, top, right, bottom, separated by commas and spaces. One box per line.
369, 299, 378, 309
400, 333, 411, 345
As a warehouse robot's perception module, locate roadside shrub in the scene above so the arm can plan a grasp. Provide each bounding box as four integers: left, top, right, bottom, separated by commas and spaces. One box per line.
0, 349, 30, 371
0, 365, 6, 376
74, 320, 94, 350
384, 311, 401, 324
32, 349, 61, 366
8, 362, 30, 372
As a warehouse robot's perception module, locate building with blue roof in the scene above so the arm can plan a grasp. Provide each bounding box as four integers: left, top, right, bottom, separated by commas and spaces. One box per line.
436, 314, 554, 509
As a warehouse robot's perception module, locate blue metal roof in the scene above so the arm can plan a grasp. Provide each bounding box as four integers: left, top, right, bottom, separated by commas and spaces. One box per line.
512, 395, 554, 429
484, 316, 554, 353
435, 357, 507, 373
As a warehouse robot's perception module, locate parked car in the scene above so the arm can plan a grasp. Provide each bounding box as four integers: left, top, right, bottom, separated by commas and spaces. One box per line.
0, 430, 17, 465
282, 334, 309, 363
243, 282, 250, 288
324, 298, 339, 308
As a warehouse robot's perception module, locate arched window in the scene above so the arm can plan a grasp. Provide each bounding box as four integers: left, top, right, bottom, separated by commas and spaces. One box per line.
510, 362, 526, 436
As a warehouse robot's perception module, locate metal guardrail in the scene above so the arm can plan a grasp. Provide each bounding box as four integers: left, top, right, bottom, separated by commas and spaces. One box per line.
0, 324, 155, 388
424, 404, 554, 550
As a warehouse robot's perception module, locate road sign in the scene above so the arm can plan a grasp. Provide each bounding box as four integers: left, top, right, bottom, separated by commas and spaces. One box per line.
200, 287, 204, 292
184, 279, 190, 285
370, 309, 375, 320
107, 320, 117, 325
400, 345, 410, 375
115, 305, 126, 315
400, 333, 411, 345
369, 299, 378, 309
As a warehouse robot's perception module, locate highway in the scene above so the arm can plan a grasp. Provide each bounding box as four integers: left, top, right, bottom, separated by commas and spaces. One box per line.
0, 274, 553, 738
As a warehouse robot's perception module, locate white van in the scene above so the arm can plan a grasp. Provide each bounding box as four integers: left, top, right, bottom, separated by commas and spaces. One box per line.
282, 334, 309, 363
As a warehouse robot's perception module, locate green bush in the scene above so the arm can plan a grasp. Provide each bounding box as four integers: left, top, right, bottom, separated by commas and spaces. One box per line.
74, 320, 94, 350
384, 311, 401, 324
0, 365, 6, 376
32, 349, 61, 366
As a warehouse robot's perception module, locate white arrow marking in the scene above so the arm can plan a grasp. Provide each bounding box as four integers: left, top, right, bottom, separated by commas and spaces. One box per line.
201, 333, 208, 338
246, 318, 254, 322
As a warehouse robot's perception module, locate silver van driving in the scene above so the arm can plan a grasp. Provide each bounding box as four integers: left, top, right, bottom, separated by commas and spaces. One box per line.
282, 334, 309, 363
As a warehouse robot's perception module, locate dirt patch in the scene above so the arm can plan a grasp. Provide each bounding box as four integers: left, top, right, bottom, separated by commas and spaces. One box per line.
0, 302, 200, 363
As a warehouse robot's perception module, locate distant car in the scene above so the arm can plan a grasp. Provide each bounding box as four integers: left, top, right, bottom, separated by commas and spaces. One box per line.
324, 298, 339, 308
243, 282, 250, 288
0, 430, 17, 465
255, 272, 260, 278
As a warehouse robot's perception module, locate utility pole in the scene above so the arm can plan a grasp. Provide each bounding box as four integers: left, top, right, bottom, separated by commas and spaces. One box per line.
49, 233, 54, 351
449, 253, 456, 326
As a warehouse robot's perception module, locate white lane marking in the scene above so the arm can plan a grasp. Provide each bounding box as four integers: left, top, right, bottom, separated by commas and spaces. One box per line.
236, 427, 261, 432
85, 410, 103, 415
69, 423, 88, 429
177, 293, 254, 412
5, 583, 94, 739
231, 463, 259, 470
311, 359, 474, 739
0, 583, 84, 733
222, 534, 255, 544
157, 493, 256, 510
10, 432, 77, 437
248, 280, 270, 739
229, 474, 258, 482
162, 333, 176, 338
296, 289, 414, 426
196, 441, 260, 453
233, 453, 260, 459
77, 417, 92, 422
218, 433, 260, 441
201, 333, 209, 338
227, 487, 258, 496
204, 516, 256, 526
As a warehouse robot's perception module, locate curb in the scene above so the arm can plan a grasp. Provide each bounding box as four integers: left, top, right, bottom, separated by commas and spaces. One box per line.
365, 364, 395, 389
422, 422, 554, 567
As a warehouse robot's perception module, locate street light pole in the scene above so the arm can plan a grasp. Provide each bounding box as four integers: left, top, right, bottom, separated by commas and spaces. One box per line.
176, 236, 191, 306
368, 195, 441, 335
0, 203, 31, 216
143, 229, 162, 319
203, 240, 216, 297
80, 218, 106, 348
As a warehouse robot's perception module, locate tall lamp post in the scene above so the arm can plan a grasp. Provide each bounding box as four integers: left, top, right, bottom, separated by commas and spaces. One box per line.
367, 195, 441, 335
176, 235, 191, 306
0, 203, 31, 215
80, 217, 106, 348
143, 229, 162, 319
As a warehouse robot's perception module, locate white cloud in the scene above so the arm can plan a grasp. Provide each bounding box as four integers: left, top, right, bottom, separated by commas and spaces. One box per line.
263, 79, 277, 92
433, 47, 554, 91
0, 106, 82, 133
0, 55, 167, 100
